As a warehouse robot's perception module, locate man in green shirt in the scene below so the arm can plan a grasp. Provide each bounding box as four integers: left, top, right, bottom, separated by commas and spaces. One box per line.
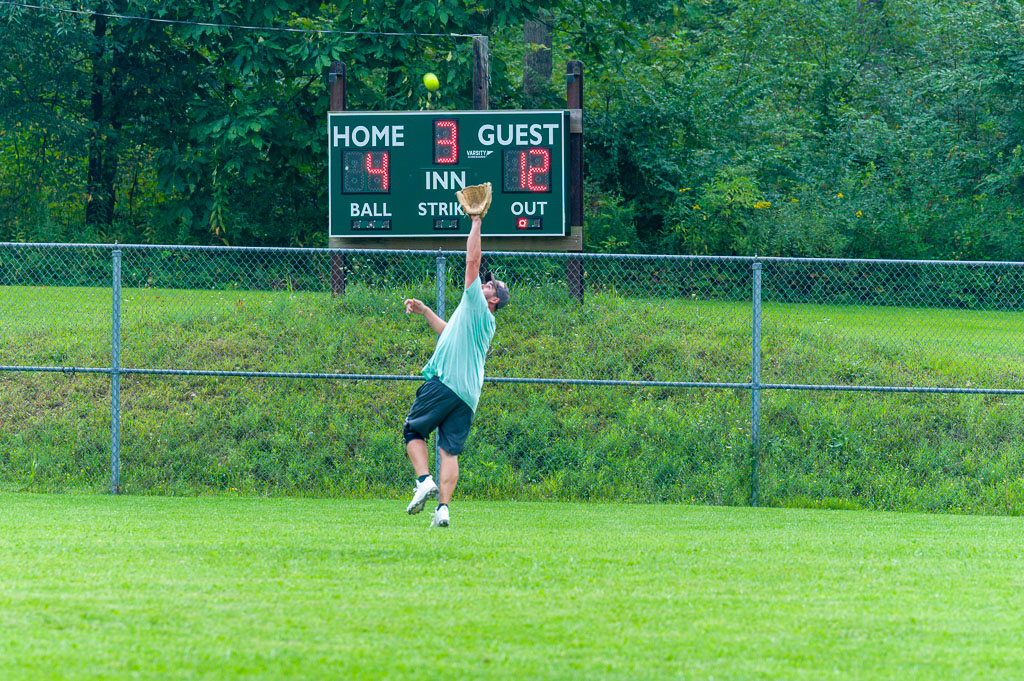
402, 213, 510, 528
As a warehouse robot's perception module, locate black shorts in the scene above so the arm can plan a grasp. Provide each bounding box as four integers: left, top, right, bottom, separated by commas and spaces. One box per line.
403, 378, 474, 455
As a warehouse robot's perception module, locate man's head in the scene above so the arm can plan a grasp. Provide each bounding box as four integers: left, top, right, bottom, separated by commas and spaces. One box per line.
481, 272, 509, 313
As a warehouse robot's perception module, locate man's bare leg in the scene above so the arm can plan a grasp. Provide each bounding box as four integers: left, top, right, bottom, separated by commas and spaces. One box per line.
405, 438, 439, 515
406, 438, 430, 477
438, 448, 459, 504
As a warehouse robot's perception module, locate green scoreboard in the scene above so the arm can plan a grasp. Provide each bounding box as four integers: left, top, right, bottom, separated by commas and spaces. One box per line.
328, 110, 570, 238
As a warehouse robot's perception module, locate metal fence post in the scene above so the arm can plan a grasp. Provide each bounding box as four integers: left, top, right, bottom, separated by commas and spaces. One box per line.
751, 261, 762, 506
434, 254, 446, 483
110, 248, 122, 494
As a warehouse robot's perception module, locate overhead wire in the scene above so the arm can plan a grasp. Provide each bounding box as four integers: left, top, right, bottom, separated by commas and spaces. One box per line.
0, 1, 483, 39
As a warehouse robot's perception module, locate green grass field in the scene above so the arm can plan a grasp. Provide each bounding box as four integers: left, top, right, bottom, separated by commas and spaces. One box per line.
2, 493, 1023, 680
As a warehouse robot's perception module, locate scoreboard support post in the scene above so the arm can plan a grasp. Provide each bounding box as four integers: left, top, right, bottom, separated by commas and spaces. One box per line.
329, 61, 349, 295
473, 36, 489, 111
566, 60, 585, 303
474, 37, 489, 277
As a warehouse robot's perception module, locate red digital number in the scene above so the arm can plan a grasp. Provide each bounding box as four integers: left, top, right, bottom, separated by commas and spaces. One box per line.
517, 218, 528, 229
434, 120, 458, 164
502, 148, 552, 193
518, 148, 550, 191
366, 152, 389, 191
527, 149, 550, 191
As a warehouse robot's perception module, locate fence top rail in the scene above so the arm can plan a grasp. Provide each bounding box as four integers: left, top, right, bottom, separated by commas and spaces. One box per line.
0, 241, 751, 262
759, 255, 1024, 268
2, 241, 1024, 268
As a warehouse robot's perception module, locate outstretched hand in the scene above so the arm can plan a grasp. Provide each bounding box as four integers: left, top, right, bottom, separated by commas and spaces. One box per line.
404, 297, 446, 334
404, 298, 428, 315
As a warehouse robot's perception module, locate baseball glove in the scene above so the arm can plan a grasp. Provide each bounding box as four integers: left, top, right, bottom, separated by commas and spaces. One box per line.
456, 182, 492, 218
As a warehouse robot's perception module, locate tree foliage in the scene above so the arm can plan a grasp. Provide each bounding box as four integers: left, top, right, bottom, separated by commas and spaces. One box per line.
1, 0, 542, 246
552, 0, 1024, 260
3, 0, 1024, 260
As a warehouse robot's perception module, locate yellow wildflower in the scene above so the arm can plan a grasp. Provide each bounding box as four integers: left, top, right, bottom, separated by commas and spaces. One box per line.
856, 210, 863, 217
837, 192, 844, 198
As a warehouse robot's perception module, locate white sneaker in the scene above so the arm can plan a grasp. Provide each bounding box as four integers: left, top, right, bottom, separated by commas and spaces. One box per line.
406, 476, 439, 515
430, 505, 450, 528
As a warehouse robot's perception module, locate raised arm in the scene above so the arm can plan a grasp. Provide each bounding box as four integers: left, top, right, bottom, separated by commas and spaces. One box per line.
404, 298, 446, 335
464, 214, 482, 289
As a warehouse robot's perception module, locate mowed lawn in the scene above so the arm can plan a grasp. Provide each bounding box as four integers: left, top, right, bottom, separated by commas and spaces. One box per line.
2, 494, 1023, 680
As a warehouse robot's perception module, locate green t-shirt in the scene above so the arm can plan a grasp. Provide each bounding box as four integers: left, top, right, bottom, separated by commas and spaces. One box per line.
422, 279, 496, 412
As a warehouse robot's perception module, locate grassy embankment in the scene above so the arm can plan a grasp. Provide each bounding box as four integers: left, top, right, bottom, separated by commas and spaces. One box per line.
1, 283, 1023, 512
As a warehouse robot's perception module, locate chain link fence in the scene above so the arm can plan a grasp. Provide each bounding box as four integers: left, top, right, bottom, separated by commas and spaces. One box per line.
2, 243, 1023, 513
